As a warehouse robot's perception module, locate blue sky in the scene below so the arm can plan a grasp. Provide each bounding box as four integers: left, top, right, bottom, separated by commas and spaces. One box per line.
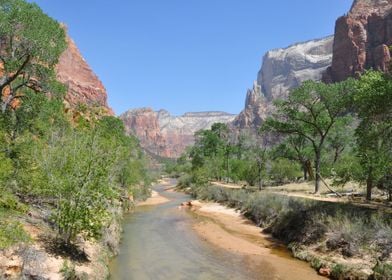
31, 0, 353, 116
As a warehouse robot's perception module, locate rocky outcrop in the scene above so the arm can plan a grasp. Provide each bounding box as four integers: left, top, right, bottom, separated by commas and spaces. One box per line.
56, 32, 113, 115
234, 36, 334, 130
120, 109, 235, 158
121, 108, 169, 157
232, 81, 270, 129
323, 0, 392, 82
258, 36, 334, 101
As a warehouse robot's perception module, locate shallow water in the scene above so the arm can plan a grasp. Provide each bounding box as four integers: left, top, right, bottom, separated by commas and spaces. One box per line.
109, 181, 319, 280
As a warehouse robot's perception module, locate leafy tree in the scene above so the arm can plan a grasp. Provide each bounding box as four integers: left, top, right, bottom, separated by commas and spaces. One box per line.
271, 135, 314, 180
263, 80, 354, 193
0, 0, 66, 112
353, 71, 392, 200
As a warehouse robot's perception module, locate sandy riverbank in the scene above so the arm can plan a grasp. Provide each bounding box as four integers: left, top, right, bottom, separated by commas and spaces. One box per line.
137, 190, 170, 206
189, 200, 325, 280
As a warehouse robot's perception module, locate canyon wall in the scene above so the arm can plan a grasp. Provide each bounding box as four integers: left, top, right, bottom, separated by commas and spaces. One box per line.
56, 33, 113, 115
234, 36, 334, 129
121, 109, 235, 158
323, 0, 392, 82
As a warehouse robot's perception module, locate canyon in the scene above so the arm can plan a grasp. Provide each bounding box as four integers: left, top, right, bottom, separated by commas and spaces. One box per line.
120, 108, 235, 158
122, 0, 392, 159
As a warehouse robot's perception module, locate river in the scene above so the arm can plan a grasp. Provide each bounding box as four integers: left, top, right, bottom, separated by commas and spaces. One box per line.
109, 180, 322, 280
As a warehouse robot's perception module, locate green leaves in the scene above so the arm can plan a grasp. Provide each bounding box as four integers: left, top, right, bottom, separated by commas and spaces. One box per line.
0, 0, 66, 112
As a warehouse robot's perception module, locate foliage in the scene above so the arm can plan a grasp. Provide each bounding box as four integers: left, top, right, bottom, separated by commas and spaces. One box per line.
0, 0, 67, 112
263, 80, 354, 193
269, 158, 302, 184
0, 217, 31, 249
352, 70, 392, 200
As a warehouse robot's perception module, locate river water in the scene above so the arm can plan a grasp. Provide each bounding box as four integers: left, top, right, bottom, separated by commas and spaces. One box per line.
109, 180, 321, 280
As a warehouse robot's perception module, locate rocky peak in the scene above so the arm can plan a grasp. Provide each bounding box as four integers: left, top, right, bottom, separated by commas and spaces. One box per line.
258, 36, 333, 101
234, 36, 333, 130
245, 81, 264, 108
56, 31, 113, 115
323, 0, 392, 82
350, 0, 392, 17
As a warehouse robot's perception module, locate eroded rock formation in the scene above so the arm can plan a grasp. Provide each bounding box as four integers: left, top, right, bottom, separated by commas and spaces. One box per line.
121, 109, 235, 158
234, 36, 334, 129
323, 0, 392, 82
56, 33, 113, 115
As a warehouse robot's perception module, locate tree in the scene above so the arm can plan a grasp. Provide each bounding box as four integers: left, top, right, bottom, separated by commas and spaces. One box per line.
271, 135, 314, 180
0, 0, 66, 112
353, 71, 392, 200
263, 80, 353, 193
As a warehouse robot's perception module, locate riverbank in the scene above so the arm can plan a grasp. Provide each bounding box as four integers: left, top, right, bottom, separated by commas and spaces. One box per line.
182, 183, 392, 279
0, 204, 123, 279
189, 200, 325, 279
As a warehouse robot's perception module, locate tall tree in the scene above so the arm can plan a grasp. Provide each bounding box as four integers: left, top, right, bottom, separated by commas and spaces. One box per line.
353, 71, 392, 200
0, 0, 66, 112
263, 80, 353, 193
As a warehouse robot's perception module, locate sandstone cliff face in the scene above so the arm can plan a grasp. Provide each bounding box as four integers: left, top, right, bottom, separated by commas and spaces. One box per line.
56, 33, 113, 115
258, 36, 334, 101
232, 81, 269, 129
120, 109, 235, 158
234, 37, 333, 129
120, 108, 169, 157
323, 0, 392, 82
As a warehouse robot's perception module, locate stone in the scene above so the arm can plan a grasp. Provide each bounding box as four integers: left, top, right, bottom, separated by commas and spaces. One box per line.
234, 36, 333, 130
323, 0, 392, 82
120, 108, 235, 158
318, 267, 331, 277
56, 30, 113, 115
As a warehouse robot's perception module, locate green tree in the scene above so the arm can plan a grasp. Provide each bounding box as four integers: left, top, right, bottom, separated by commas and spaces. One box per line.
263, 80, 354, 193
353, 71, 392, 200
0, 0, 66, 112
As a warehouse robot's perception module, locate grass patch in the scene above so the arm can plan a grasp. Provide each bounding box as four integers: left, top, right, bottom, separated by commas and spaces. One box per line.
0, 217, 31, 249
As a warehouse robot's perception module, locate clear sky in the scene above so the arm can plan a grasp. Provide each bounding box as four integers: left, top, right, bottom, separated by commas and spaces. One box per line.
30, 0, 353, 116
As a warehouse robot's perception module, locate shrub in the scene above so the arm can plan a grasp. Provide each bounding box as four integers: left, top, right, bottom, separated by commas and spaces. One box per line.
269, 158, 302, 184
0, 219, 31, 249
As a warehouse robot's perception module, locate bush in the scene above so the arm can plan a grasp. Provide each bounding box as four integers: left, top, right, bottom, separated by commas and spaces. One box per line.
373, 262, 392, 280
269, 158, 302, 184
0, 218, 31, 249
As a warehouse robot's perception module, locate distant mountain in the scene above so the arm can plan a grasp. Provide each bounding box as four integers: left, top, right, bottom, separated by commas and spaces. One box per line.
120, 108, 235, 158
234, 36, 334, 129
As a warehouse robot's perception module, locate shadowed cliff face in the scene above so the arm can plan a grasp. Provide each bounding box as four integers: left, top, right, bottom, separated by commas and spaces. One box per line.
56, 33, 113, 115
120, 109, 235, 158
323, 0, 392, 82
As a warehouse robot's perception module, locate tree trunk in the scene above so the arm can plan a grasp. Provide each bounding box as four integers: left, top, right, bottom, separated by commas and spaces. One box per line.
314, 152, 321, 193
302, 162, 308, 180
366, 171, 373, 201
258, 161, 263, 191
305, 159, 314, 180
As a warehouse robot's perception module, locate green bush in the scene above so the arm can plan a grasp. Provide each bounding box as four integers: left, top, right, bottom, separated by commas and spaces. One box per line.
269, 158, 302, 184
373, 262, 392, 279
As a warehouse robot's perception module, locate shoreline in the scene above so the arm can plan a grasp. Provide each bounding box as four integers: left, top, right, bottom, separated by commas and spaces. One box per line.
187, 200, 325, 280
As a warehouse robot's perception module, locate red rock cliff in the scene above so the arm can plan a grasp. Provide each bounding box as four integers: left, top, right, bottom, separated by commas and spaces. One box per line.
323, 0, 392, 82
56, 33, 113, 115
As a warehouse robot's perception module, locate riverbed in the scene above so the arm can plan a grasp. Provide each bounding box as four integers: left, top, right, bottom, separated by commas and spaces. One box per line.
109, 180, 322, 280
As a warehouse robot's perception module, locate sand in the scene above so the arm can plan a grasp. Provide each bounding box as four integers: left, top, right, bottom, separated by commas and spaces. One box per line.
137, 190, 170, 206
190, 200, 325, 280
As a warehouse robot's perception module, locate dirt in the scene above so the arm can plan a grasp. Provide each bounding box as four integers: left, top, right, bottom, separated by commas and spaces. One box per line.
190, 200, 325, 280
